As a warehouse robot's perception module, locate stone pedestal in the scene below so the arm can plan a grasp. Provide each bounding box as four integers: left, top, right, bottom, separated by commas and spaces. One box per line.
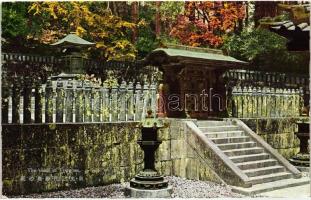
126, 117, 172, 198
289, 122, 310, 171
125, 186, 172, 198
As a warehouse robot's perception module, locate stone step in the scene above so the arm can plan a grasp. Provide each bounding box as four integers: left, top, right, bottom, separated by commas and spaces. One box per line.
230, 153, 270, 163
236, 159, 279, 170
204, 131, 245, 138
210, 136, 251, 144
223, 147, 264, 157
243, 165, 285, 177
217, 141, 257, 151
196, 120, 232, 127
231, 176, 310, 195
249, 172, 292, 185
199, 125, 240, 132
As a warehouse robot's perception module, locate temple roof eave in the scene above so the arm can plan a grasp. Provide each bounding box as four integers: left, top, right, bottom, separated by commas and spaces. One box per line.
146, 47, 248, 69
50, 34, 95, 47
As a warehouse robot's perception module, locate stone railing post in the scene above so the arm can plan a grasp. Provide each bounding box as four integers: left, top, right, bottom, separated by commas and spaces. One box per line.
110, 84, 119, 122
227, 86, 237, 117
44, 78, 53, 123
126, 82, 134, 121
11, 82, 21, 123
156, 83, 166, 118
275, 88, 281, 117
65, 80, 74, 122
141, 83, 149, 120
119, 81, 127, 121
1, 84, 10, 123
242, 86, 248, 118
150, 82, 157, 117
134, 82, 142, 121
23, 78, 32, 123
101, 83, 110, 122
34, 79, 43, 123
55, 80, 65, 123
75, 81, 84, 122
92, 84, 101, 122
83, 80, 92, 122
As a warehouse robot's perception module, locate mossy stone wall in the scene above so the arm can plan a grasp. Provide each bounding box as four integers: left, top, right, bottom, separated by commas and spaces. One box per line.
3, 119, 223, 195
155, 119, 223, 183
241, 117, 308, 159
2, 123, 144, 195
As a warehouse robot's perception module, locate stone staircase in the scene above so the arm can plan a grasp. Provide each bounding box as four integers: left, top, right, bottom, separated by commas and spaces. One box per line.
195, 120, 309, 195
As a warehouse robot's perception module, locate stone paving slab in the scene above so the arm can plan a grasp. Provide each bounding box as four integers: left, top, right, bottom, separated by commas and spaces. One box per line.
260, 183, 310, 198
231, 176, 310, 195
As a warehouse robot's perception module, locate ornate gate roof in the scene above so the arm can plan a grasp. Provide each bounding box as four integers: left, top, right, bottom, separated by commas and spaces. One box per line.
145, 44, 247, 68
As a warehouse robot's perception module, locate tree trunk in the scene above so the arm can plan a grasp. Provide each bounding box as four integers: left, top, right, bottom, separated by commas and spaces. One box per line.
131, 1, 138, 43
155, 1, 161, 38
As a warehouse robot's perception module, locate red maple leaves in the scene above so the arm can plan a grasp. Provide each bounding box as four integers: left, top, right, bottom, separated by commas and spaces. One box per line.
170, 1, 245, 47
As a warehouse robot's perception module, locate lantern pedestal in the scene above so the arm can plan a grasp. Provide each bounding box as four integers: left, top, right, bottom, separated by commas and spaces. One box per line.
125, 118, 172, 198
289, 122, 310, 172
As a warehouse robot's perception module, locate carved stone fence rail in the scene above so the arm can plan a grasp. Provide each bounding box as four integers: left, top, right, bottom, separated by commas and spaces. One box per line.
1, 79, 158, 124
228, 86, 303, 118
1, 52, 61, 64
224, 69, 309, 89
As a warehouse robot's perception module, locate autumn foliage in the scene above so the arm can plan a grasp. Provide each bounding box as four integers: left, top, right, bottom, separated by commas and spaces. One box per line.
4, 1, 247, 59
28, 2, 137, 61
170, 2, 246, 47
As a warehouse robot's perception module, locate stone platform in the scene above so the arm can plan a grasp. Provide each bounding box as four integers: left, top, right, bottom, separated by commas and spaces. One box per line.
125, 186, 172, 198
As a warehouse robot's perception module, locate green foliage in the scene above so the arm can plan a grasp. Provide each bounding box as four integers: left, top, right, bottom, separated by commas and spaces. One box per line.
2, 2, 29, 38
135, 2, 185, 58
135, 4, 158, 58
259, 13, 290, 23
159, 2, 184, 24
2, 2, 45, 53
223, 29, 309, 73
136, 28, 159, 58
103, 71, 119, 88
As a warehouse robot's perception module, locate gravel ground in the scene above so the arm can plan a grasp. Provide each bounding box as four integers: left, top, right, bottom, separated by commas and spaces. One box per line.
10, 176, 245, 198
302, 171, 310, 177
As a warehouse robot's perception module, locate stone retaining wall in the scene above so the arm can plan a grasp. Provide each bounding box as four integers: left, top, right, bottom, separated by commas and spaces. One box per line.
240, 117, 308, 159
2, 122, 143, 195
155, 119, 223, 183
3, 119, 222, 195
